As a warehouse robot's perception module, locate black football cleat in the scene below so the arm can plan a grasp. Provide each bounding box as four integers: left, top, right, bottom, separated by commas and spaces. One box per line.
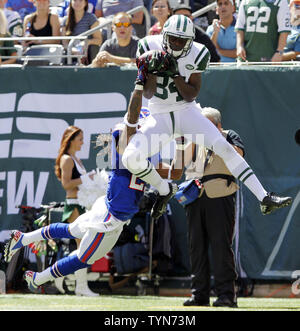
213, 296, 238, 308
260, 192, 292, 215
183, 298, 210, 307
151, 182, 178, 220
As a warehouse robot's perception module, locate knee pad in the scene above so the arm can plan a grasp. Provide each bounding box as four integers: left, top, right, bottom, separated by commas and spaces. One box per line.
122, 146, 148, 175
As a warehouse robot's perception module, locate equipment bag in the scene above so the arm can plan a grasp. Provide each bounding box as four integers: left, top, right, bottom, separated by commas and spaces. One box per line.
175, 179, 203, 207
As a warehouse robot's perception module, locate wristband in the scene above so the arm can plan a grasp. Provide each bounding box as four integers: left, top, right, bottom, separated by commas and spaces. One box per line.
134, 84, 144, 91
123, 112, 139, 128
275, 50, 284, 55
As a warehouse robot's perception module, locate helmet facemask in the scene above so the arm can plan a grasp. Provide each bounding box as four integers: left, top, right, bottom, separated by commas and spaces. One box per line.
162, 15, 195, 58
163, 33, 193, 58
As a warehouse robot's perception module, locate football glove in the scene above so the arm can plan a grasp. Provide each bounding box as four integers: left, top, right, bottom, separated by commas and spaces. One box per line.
163, 55, 179, 78
135, 50, 180, 86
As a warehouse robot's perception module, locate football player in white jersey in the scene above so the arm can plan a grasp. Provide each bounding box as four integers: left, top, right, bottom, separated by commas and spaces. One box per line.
122, 14, 292, 219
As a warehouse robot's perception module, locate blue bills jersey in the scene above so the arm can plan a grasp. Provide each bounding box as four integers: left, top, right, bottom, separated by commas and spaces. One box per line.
106, 129, 160, 221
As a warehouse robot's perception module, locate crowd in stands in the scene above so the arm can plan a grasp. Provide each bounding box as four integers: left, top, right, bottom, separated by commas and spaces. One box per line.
0, 0, 299, 66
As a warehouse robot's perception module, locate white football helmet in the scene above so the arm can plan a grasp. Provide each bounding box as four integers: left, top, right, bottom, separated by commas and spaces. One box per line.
162, 15, 195, 58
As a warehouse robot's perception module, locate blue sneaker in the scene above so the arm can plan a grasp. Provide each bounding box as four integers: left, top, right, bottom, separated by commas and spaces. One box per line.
4, 230, 24, 263
24, 271, 42, 294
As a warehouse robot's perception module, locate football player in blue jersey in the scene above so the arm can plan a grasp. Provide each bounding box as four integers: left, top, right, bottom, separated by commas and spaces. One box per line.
4, 106, 183, 293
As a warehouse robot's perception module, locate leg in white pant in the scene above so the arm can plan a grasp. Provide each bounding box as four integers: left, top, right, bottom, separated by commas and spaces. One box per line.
177, 105, 267, 201
122, 113, 175, 195
123, 102, 267, 202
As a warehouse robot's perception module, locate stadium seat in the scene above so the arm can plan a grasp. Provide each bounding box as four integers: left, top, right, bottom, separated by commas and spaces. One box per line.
22, 44, 64, 66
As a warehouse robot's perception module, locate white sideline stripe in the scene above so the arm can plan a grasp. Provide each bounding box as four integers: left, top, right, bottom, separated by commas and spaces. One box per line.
0, 93, 16, 112
17, 93, 127, 113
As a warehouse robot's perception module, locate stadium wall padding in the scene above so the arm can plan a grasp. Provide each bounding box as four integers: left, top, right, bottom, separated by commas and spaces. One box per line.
0, 65, 299, 279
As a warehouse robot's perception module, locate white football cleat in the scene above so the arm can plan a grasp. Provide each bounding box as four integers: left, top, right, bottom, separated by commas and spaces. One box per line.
75, 286, 100, 297
4, 230, 24, 263
24, 271, 42, 294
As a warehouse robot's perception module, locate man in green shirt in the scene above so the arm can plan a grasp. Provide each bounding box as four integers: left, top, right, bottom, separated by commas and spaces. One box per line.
235, 0, 291, 62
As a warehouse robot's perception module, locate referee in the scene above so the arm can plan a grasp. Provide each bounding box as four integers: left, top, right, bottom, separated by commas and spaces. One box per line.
182, 107, 244, 308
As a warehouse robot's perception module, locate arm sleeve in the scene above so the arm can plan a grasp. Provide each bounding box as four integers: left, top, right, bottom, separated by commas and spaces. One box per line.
195, 46, 211, 72
277, 0, 292, 33
89, 13, 98, 26
136, 37, 150, 57
206, 25, 213, 37
235, 0, 246, 31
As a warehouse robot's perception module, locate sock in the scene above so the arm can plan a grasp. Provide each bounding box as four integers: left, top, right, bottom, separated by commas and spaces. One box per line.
213, 137, 267, 202
122, 147, 170, 196
34, 255, 88, 286
135, 160, 170, 195
22, 223, 75, 246
234, 165, 267, 202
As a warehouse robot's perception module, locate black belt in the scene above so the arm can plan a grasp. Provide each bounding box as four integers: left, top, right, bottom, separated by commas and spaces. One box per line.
200, 174, 235, 187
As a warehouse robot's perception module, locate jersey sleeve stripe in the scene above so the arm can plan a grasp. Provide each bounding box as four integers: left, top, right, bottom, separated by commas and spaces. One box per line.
194, 46, 209, 66
143, 38, 150, 52
137, 38, 150, 56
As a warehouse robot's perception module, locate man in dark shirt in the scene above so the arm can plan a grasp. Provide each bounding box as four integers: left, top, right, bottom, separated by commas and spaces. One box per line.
91, 11, 139, 67
172, 4, 220, 63
181, 107, 243, 308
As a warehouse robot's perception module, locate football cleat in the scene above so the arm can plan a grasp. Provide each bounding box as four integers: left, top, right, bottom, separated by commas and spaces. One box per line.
151, 182, 178, 220
24, 271, 42, 294
260, 192, 292, 215
4, 230, 24, 263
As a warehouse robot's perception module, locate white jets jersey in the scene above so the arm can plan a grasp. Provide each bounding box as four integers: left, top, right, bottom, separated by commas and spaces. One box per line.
4, 9, 23, 37
137, 34, 210, 114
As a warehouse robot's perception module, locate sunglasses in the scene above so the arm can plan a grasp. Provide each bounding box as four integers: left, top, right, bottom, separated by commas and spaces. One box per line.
114, 22, 131, 28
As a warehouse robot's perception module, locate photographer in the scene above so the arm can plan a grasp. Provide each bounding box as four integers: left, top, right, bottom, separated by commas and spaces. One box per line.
182, 107, 244, 308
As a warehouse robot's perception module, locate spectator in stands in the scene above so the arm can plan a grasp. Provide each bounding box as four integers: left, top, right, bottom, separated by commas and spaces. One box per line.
0, 9, 17, 64
90, 11, 138, 67
62, 0, 102, 64
206, 0, 236, 62
95, 0, 145, 38
172, 4, 220, 62
51, 0, 98, 17
282, 1, 300, 61
235, 0, 291, 62
282, 25, 300, 61
5, 0, 36, 21
0, 0, 23, 39
148, 0, 172, 35
23, 0, 61, 47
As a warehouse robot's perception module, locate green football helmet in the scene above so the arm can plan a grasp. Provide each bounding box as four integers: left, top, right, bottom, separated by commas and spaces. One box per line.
162, 15, 195, 58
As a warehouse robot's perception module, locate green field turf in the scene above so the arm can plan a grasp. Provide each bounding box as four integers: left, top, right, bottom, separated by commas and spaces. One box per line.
1, 294, 300, 311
